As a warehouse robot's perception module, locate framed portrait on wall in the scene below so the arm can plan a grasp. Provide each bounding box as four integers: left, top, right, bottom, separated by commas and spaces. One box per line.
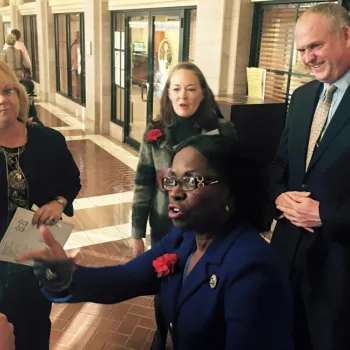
158, 39, 172, 70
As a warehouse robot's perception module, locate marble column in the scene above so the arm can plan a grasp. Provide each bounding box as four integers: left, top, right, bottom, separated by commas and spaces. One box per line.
0, 14, 4, 48
0, 0, 8, 48
195, 0, 226, 96
226, 0, 254, 96
36, 0, 56, 102
9, 0, 23, 32
194, 0, 253, 97
84, 0, 111, 134
98, 0, 111, 135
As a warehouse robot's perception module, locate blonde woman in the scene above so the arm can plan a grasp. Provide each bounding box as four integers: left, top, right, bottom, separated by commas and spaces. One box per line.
3, 29, 31, 71
0, 60, 81, 349
1, 33, 30, 80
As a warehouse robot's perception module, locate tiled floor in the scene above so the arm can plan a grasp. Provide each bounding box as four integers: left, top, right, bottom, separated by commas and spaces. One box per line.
36, 105, 69, 127
32, 102, 166, 349
68, 140, 136, 198
50, 240, 157, 350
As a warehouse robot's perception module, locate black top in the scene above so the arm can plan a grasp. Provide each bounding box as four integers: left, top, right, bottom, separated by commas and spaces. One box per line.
0, 145, 28, 226
172, 113, 201, 146
0, 124, 81, 239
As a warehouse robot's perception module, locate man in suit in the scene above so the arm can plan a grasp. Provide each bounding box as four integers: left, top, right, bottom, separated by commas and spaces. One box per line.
269, 3, 350, 350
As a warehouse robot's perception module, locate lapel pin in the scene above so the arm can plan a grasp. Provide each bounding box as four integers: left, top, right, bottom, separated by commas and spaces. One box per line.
209, 274, 218, 289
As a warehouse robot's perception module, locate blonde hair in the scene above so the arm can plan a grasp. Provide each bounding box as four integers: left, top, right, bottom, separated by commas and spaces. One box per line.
5, 33, 16, 46
301, 3, 350, 34
0, 60, 29, 123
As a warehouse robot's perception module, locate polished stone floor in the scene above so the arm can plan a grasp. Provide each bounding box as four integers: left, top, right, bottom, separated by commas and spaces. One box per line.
35, 102, 166, 349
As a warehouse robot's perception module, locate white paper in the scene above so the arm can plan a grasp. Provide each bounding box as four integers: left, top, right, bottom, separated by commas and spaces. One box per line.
115, 31, 121, 49
121, 53, 125, 69
115, 51, 121, 68
204, 129, 219, 135
115, 69, 120, 85
121, 33, 125, 50
0, 208, 74, 266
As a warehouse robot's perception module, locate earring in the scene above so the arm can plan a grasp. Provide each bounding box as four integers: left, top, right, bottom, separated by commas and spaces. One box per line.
225, 205, 230, 212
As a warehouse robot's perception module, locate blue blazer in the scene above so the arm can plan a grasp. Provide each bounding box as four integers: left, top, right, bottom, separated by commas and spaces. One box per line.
46, 219, 293, 350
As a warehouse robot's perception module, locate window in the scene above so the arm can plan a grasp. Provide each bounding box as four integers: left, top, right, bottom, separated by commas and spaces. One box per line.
56, 15, 68, 94
182, 8, 197, 62
54, 13, 85, 104
187, 9, 197, 62
250, 2, 336, 103
3, 22, 10, 36
23, 15, 40, 83
111, 13, 126, 125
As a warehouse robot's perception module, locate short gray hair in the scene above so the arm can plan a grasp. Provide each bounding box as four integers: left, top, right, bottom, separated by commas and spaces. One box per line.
301, 3, 350, 34
5, 33, 16, 46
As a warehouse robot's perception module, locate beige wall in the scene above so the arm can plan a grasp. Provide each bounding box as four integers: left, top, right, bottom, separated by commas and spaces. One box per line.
0, 0, 253, 141
227, 0, 254, 96
195, 0, 253, 97
108, 0, 197, 11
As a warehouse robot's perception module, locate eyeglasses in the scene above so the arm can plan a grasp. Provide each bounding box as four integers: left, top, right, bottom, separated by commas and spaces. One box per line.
0, 88, 18, 99
161, 176, 219, 191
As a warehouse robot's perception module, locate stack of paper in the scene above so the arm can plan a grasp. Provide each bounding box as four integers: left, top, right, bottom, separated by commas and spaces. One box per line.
0, 208, 74, 266
246, 67, 267, 100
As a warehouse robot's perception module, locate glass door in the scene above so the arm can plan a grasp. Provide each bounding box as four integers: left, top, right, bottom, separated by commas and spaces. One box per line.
125, 14, 150, 146
152, 14, 181, 120
124, 10, 183, 148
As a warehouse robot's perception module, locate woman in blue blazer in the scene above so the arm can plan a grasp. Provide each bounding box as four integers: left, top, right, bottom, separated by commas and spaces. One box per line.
18, 135, 293, 350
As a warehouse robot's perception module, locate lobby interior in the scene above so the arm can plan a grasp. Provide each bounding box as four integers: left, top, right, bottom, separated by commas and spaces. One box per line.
34, 102, 159, 349
1, 0, 350, 349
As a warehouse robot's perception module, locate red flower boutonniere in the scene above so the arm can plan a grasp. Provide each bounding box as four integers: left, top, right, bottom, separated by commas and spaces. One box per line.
147, 128, 163, 143
153, 253, 179, 278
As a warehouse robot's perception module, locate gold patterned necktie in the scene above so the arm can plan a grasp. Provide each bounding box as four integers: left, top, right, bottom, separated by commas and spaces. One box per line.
305, 85, 337, 171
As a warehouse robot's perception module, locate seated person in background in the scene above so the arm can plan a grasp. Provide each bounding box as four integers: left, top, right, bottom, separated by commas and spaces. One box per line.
19, 79, 35, 95
19, 79, 43, 126
17, 134, 293, 350
0, 313, 14, 350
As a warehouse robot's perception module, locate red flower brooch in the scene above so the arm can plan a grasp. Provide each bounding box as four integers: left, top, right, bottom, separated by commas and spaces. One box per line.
147, 128, 163, 143
153, 253, 179, 278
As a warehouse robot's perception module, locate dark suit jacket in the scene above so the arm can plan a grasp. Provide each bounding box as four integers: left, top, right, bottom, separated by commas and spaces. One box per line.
44, 220, 293, 350
269, 80, 350, 310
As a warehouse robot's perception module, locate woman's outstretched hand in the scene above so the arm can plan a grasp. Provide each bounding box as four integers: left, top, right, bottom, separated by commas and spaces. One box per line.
17, 225, 68, 262
16, 226, 75, 292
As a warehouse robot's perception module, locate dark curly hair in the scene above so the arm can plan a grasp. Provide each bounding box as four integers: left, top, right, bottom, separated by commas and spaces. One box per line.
172, 134, 273, 232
